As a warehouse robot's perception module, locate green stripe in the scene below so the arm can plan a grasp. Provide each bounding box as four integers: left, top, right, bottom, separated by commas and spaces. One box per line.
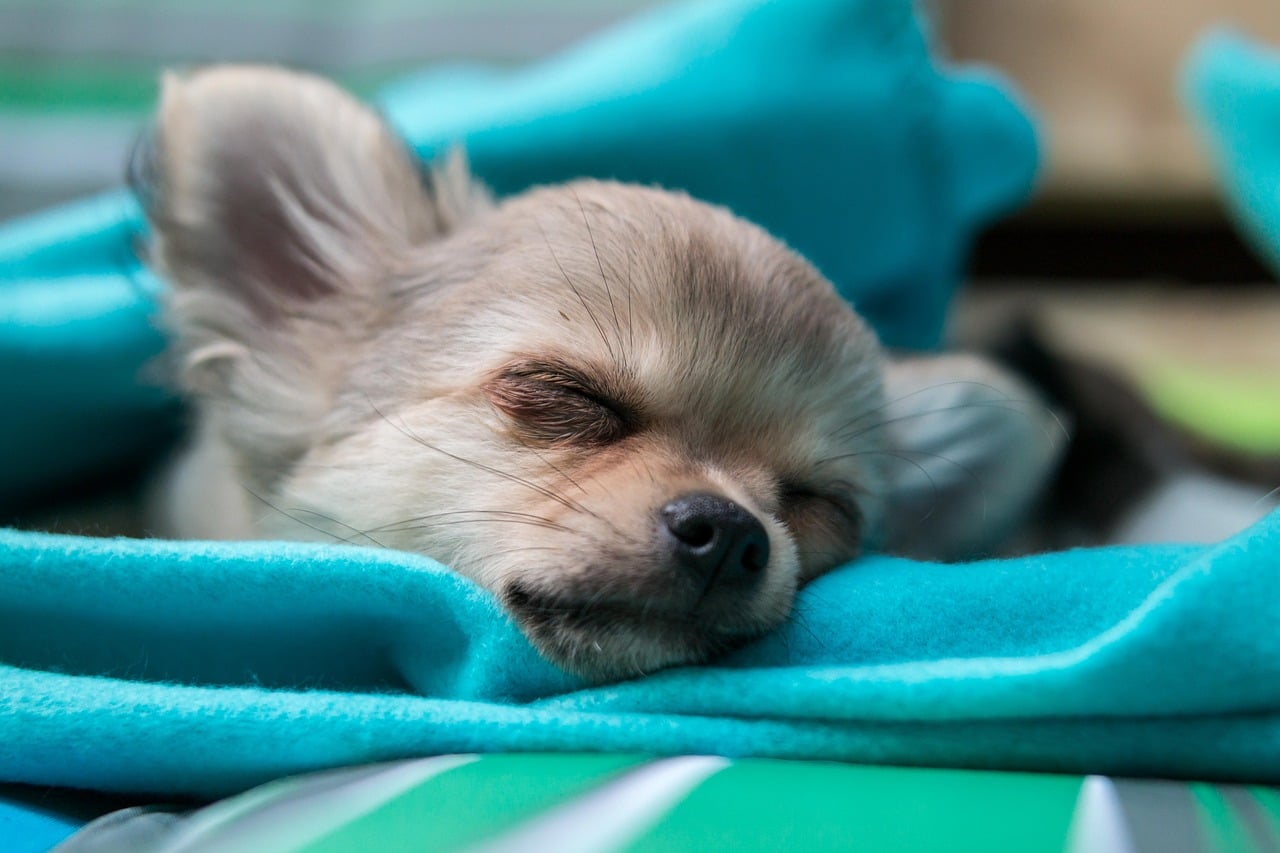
0, 61, 409, 113
0, 60, 160, 113
1192, 784, 1259, 853
625, 760, 1080, 853
299, 753, 649, 853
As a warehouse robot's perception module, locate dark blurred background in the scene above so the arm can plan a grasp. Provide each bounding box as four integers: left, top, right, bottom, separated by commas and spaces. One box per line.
932, 0, 1280, 544
935, 0, 1280, 285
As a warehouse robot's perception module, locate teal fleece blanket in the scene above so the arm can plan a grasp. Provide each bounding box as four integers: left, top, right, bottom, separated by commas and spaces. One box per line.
5, 0, 1276, 800
4, 516, 1280, 798
1184, 29, 1280, 273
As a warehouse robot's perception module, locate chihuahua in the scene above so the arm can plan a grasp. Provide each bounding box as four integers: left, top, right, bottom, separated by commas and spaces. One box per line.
133, 66, 1061, 680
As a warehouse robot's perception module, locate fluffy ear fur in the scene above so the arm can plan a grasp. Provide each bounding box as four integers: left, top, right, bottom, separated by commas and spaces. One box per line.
133, 65, 488, 484
877, 354, 1065, 560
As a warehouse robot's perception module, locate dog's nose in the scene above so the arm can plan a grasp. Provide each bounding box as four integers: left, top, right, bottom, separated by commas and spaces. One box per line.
660, 492, 770, 590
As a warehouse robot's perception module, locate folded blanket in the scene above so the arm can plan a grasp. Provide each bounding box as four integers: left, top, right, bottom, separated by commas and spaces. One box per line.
3, 513, 1279, 799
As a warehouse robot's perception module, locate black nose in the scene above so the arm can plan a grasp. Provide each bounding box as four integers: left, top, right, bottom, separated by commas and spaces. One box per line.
660, 492, 770, 592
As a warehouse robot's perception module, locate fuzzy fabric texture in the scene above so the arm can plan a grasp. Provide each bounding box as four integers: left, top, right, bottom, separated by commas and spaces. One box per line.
2, 513, 1279, 799
1183, 29, 1280, 274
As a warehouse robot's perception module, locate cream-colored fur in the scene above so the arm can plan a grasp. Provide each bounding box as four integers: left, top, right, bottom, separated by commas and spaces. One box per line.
137, 66, 1062, 680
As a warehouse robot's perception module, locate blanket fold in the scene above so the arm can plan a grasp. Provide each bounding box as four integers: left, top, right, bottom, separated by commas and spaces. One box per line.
3, 512, 1279, 797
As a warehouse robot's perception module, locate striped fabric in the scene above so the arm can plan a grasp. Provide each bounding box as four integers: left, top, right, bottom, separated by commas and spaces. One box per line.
57, 755, 1280, 853
0, 0, 651, 220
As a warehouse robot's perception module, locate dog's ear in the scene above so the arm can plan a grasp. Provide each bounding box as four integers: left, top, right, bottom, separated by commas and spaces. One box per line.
876, 354, 1065, 560
133, 65, 488, 475
137, 66, 449, 322
134, 66, 486, 390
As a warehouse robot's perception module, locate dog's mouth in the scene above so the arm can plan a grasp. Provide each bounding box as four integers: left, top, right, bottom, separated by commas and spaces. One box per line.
503, 580, 767, 681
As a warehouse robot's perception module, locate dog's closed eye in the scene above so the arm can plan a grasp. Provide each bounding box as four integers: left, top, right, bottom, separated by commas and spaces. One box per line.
778, 481, 864, 568
484, 360, 639, 447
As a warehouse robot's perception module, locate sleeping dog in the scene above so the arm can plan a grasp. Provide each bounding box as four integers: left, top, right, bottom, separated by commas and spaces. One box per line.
134, 66, 1061, 680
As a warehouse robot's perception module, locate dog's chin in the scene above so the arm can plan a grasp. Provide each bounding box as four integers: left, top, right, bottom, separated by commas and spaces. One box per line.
503, 580, 773, 682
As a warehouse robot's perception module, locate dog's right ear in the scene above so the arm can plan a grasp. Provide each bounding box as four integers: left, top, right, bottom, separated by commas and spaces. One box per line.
132, 65, 485, 398
134, 66, 490, 479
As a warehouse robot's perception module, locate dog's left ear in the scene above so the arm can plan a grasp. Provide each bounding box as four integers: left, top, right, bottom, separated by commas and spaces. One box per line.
875, 354, 1065, 560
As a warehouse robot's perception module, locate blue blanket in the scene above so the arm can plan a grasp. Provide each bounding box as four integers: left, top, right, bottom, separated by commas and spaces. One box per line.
1184, 29, 1280, 273
4, 518, 1279, 798
6, 0, 1276, 800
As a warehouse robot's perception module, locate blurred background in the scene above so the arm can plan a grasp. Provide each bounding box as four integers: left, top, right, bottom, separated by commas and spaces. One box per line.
3, 0, 1277, 276
935, 0, 1280, 546
2, 0, 1278, 545
1, 0, 1275, 252
0, 0, 653, 219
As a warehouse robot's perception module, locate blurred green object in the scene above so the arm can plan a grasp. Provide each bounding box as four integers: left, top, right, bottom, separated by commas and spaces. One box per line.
1141, 362, 1280, 456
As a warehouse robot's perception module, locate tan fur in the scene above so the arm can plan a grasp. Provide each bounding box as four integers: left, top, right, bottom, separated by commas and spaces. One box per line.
137, 66, 1062, 680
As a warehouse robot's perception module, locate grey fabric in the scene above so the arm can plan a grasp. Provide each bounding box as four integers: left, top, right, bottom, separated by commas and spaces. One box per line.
53, 806, 185, 853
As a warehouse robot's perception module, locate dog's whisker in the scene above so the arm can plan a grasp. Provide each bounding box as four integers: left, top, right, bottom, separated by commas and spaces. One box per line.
367, 396, 594, 518
1252, 485, 1280, 509
285, 506, 392, 547
512, 433, 590, 497
817, 445, 987, 523
379, 508, 565, 526
242, 487, 388, 548
816, 446, 978, 481
368, 508, 572, 533
382, 517, 586, 536
784, 609, 825, 650
858, 449, 944, 526
481, 546, 564, 561
832, 379, 1016, 438
832, 397, 1068, 447
371, 509, 593, 541
495, 434, 639, 544
573, 189, 628, 373
536, 217, 618, 367
625, 232, 636, 360
414, 514, 645, 551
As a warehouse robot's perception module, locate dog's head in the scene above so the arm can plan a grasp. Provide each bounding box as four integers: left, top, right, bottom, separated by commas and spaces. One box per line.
136, 67, 1060, 680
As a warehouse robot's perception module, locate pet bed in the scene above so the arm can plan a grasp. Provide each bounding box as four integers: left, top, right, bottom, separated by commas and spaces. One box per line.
2, 0, 1278, 824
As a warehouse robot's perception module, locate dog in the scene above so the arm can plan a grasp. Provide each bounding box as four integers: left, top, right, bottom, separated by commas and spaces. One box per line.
133, 66, 1061, 681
